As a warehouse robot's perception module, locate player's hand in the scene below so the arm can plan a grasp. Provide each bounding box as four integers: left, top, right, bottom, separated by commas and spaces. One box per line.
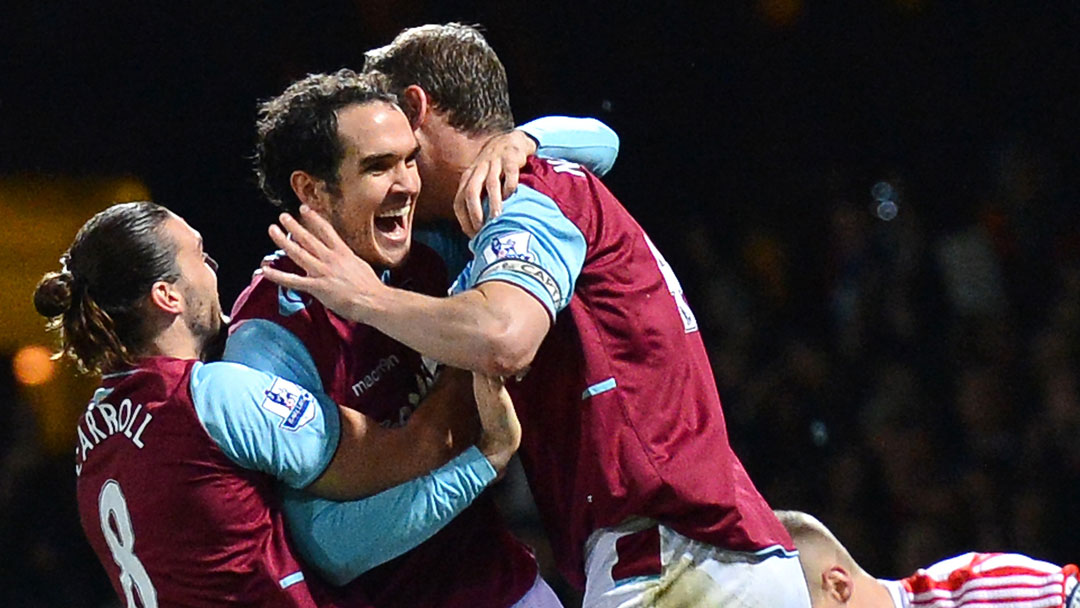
472, 373, 521, 475
454, 129, 537, 238
260, 205, 384, 324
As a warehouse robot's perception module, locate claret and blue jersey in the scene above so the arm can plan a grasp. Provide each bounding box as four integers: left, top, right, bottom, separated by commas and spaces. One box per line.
222, 116, 623, 606
75, 357, 329, 606
227, 243, 537, 608
451, 154, 794, 588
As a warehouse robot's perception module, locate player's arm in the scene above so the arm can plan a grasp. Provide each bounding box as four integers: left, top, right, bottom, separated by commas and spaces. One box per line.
456, 116, 619, 235
282, 451, 493, 585
279, 373, 519, 585
260, 188, 585, 376
315, 367, 519, 496
307, 369, 477, 500
193, 358, 521, 584
221, 321, 477, 498
525, 115, 620, 176
371, 281, 550, 376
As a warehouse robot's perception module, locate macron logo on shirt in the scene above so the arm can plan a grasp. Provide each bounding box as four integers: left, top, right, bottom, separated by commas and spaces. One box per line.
261, 378, 316, 431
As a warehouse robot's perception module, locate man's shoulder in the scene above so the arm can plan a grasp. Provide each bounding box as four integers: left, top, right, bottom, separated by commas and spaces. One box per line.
517, 156, 615, 228
105, 358, 197, 404
521, 156, 595, 191
230, 254, 324, 326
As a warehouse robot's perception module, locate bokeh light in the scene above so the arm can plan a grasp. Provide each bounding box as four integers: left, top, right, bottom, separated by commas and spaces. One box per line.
13, 344, 57, 386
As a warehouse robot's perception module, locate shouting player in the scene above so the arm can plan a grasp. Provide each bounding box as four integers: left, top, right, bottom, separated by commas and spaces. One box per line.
262, 22, 811, 607
226, 68, 619, 606
36, 201, 520, 607
776, 510, 1080, 608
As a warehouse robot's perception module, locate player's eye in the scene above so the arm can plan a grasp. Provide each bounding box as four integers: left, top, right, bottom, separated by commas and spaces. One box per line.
368, 160, 394, 174
203, 252, 219, 272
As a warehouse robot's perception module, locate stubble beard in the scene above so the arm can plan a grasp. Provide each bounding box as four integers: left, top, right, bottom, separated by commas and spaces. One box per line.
182, 283, 223, 360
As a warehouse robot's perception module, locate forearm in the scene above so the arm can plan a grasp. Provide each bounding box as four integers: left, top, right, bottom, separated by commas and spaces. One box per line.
260, 208, 550, 374
284, 446, 496, 585
309, 372, 477, 500
306, 411, 443, 500
353, 285, 522, 375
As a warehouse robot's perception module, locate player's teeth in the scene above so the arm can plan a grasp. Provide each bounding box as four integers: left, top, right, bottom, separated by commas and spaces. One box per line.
376, 204, 410, 219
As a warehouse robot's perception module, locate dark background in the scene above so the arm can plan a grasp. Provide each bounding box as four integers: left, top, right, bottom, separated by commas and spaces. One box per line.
2, 1, 1078, 605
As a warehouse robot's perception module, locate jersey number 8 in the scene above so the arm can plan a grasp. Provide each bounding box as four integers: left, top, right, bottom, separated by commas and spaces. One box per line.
99, 480, 159, 607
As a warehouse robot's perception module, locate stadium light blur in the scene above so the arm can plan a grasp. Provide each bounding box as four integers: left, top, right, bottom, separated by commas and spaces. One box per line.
13, 344, 56, 386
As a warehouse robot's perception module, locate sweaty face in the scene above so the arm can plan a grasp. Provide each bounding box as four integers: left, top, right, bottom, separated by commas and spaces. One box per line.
162, 215, 223, 354
323, 101, 421, 269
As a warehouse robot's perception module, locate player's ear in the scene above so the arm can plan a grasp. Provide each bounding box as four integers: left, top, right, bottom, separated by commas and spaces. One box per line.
401, 85, 429, 130
148, 279, 183, 315
823, 565, 854, 604
289, 170, 331, 216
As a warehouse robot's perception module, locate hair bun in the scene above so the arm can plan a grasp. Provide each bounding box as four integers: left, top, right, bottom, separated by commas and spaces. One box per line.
33, 271, 75, 318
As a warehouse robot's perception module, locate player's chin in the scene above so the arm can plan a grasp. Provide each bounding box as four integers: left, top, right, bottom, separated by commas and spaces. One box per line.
199, 314, 229, 362
374, 239, 412, 269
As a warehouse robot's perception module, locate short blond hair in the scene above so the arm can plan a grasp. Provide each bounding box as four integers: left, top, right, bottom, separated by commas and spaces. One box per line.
775, 510, 865, 576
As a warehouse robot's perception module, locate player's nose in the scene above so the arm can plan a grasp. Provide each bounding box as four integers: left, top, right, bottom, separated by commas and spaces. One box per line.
393, 161, 420, 197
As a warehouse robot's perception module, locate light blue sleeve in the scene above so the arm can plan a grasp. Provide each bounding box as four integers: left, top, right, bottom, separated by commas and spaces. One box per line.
223, 317, 501, 584
283, 445, 496, 585
520, 116, 620, 177
453, 186, 587, 319
223, 319, 324, 392
190, 361, 339, 489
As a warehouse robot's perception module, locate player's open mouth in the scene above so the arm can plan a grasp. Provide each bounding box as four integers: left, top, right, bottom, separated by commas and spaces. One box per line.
374, 204, 411, 238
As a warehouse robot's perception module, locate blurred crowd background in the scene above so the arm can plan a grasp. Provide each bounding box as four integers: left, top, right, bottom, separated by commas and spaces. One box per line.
1, 1, 1077, 606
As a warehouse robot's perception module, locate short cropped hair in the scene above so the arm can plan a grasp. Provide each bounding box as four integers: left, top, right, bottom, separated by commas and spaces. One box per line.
364, 23, 514, 135
254, 69, 398, 213
774, 510, 863, 574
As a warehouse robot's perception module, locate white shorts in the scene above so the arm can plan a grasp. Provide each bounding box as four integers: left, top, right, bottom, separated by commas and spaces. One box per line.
511, 573, 565, 608
582, 519, 811, 608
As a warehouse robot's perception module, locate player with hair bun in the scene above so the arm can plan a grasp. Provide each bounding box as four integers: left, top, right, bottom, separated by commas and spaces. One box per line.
37, 201, 521, 607
34, 201, 187, 374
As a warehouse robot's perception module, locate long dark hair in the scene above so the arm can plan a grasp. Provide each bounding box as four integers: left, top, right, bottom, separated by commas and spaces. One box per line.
32, 201, 180, 374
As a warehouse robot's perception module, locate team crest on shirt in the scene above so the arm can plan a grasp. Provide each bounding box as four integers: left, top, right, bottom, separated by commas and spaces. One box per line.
261, 378, 317, 431
484, 232, 534, 264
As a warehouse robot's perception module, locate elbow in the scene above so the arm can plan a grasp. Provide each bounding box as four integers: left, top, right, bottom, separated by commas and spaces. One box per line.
477, 323, 537, 377
485, 349, 533, 378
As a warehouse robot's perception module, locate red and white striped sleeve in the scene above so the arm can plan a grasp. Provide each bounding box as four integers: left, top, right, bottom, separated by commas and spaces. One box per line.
898, 552, 1079, 608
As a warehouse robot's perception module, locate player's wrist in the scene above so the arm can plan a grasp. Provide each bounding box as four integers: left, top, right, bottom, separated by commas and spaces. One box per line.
512, 128, 539, 156
350, 281, 397, 325
477, 437, 514, 474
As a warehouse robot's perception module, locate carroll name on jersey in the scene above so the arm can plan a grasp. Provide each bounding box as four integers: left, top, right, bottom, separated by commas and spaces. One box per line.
75, 387, 154, 476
